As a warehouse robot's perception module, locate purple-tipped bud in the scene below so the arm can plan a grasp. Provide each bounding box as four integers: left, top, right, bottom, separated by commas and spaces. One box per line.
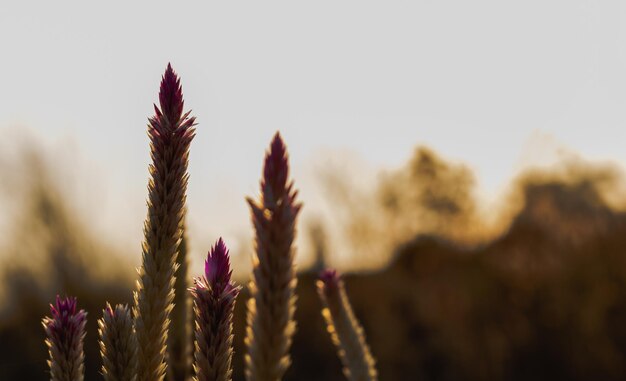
191, 238, 240, 381
134, 63, 196, 381
245, 132, 301, 381
317, 269, 378, 381
148, 63, 196, 140
319, 269, 340, 293
158, 63, 184, 124
43, 296, 87, 381
204, 238, 233, 294
262, 133, 290, 207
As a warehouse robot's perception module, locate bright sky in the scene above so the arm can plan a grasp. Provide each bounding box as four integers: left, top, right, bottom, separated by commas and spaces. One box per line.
2, 1, 626, 268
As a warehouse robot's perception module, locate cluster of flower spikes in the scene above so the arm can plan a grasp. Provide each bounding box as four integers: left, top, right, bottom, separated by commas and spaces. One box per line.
42, 63, 378, 381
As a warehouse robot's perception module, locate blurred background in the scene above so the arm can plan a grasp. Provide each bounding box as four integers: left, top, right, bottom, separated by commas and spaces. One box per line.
3, 1, 626, 380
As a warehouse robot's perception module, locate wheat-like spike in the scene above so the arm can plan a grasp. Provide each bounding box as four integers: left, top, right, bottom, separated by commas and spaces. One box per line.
191, 238, 241, 381
317, 270, 378, 381
99, 303, 138, 381
133, 63, 196, 381
168, 229, 193, 381
244, 132, 302, 381
42, 296, 87, 381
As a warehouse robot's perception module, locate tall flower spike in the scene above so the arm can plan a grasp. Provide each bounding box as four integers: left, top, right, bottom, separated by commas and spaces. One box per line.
191, 238, 240, 381
168, 230, 193, 381
317, 270, 378, 381
99, 304, 138, 381
133, 63, 196, 381
42, 296, 87, 381
244, 132, 302, 381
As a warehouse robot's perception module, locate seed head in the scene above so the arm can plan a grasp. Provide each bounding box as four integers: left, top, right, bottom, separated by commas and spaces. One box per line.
43, 296, 87, 381
191, 238, 240, 381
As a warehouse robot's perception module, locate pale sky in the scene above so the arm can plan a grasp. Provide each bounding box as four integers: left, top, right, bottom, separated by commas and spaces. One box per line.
2, 1, 626, 269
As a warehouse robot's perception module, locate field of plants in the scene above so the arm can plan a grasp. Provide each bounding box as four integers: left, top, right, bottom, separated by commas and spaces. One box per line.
3, 64, 626, 381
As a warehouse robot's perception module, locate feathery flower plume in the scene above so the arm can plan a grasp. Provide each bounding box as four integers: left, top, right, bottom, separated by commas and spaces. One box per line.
42, 296, 87, 381
169, 231, 193, 381
133, 63, 196, 381
190, 238, 240, 381
317, 270, 378, 381
244, 132, 302, 381
99, 304, 138, 381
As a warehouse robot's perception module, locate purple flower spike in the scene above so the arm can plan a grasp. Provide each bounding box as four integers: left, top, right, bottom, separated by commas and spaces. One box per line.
158, 63, 184, 124
204, 238, 233, 293
43, 296, 87, 381
245, 132, 302, 381
135, 63, 196, 381
50, 296, 83, 322
262, 133, 290, 207
154, 62, 195, 381
149, 63, 196, 139
191, 238, 240, 381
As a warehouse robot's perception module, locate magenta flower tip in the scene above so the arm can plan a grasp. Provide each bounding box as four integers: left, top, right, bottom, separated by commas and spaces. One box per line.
270, 131, 286, 155
263, 131, 289, 201
44, 295, 87, 349
44, 295, 87, 381
319, 269, 341, 291
204, 237, 233, 290
158, 63, 184, 122
49, 295, 86, 324
50, 295, 76, 315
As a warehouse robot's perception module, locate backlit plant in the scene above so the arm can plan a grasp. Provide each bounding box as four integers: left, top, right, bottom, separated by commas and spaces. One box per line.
42, 64, 378, 381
